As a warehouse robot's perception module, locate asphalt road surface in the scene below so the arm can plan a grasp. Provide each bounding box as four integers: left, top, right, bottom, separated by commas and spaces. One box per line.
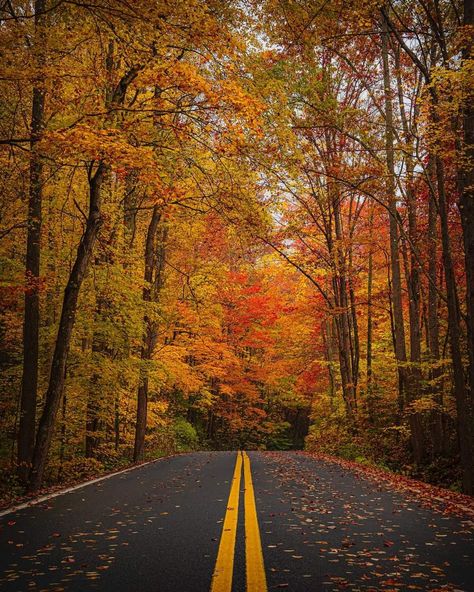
1, 451, 473, 591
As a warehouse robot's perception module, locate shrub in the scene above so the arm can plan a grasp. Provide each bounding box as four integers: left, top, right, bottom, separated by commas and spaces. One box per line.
172, 418, 199, 451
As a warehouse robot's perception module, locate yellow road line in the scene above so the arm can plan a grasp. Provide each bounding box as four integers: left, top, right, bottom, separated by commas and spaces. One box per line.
210, 451, 243, 592
243, 451, 268, 592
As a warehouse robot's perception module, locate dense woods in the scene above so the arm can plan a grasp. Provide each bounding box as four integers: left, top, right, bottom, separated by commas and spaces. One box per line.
0, 0, 473, 498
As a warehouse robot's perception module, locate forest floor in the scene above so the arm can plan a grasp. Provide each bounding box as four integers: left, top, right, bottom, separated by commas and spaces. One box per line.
1, 451, 473, 591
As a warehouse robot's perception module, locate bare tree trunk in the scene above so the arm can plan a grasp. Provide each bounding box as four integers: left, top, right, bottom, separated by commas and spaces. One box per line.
18, 0, 46, 484
28, 162, 106, 491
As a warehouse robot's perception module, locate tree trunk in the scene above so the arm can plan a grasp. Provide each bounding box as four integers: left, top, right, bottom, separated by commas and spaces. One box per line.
381, 15, 408, 415
435, 154, 474, 493
322, 318, 337, 411
366, 206, 374, 422
427, 156, 444, 456
28, 162, 106, 491
18, 0, 46, 484
395, 52, 425, 463
326, 149, 357, 421
133, 205, 167, 461
457, 0, 474, 493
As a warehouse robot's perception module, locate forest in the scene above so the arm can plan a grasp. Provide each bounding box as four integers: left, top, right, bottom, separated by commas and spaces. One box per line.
0, 0, 473, 501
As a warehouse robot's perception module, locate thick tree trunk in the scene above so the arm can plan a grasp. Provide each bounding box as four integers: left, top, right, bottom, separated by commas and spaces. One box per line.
17, 0, 46, 484
28, 162, 105, 491
133, 205, 167, 461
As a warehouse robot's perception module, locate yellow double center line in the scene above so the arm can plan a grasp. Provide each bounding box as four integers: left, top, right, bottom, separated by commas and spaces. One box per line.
210, 451, 267, 592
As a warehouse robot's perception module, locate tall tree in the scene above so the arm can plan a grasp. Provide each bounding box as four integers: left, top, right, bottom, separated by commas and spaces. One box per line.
133, 205, 167, 461
17, 0, 46, 484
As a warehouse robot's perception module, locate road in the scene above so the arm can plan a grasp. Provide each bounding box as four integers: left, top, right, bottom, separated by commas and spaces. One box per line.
1, 451, 473, 591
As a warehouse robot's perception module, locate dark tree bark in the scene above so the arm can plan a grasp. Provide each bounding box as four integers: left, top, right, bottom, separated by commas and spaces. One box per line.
457, 0, 474, 493
435, 155, 474, 493
17, 0, 46, 484
366, 206, 374, 422
28, 162, 106, 491
133, 205, 167, 461
383, 0, 474, 493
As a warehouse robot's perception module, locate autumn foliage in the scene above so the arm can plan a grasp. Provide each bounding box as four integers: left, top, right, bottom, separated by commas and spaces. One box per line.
0, 0, 474, 498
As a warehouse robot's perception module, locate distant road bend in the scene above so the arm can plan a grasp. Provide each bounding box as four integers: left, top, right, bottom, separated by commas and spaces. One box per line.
1, 451, 473, 591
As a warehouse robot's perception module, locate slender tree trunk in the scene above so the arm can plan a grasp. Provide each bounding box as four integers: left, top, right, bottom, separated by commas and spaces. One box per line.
395, 55, 425, 463
457, 0, 474, 493
348, 246, 360, 394
18, 0, 46, 484
28, 162, 106, 491
114, 394, 120, 452
381, 15, 407, 415
124, 170, 138, 248
366, 207, 374, 422
427, 156, 444, 456
323, 319, 336, 411
435, 154, 474, 492
85, 362, 101, 458
133, 205, 167, 461
57, 392, 67, 482
328, 161, 357, 420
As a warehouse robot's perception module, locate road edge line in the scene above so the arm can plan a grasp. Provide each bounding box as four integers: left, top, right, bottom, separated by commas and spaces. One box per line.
0, 454, 179, 518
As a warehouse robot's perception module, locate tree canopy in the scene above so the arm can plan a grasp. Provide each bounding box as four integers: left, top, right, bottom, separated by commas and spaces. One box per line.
1, 0, 474, 496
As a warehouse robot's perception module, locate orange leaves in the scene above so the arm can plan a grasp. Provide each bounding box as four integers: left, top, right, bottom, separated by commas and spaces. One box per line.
139, 61, 214, 99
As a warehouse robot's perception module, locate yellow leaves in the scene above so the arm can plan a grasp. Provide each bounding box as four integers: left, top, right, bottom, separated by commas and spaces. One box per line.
148, 400, 169, 428
420, 59, 474, 161
138, 59, 265, 139
219, 79, 266, 122
41, 125, 156, 171
406, 397, 441, 415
